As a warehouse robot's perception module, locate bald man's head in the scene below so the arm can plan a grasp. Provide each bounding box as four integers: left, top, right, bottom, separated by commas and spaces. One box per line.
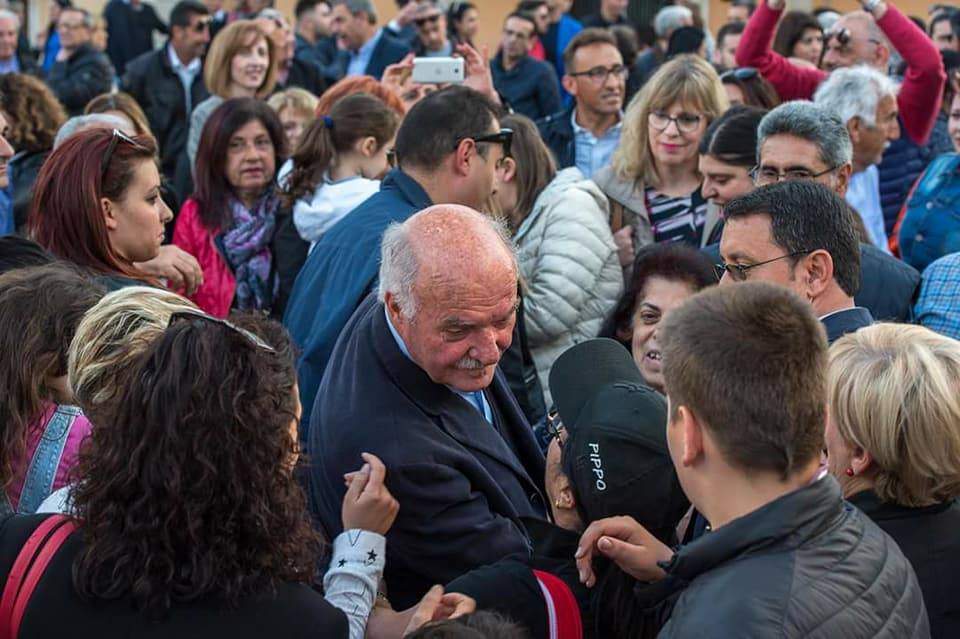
380, 205, 518, 392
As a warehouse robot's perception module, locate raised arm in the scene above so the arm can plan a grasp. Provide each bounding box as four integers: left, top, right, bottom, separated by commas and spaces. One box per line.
872, 1, 946, 144
735, 0, 827, 101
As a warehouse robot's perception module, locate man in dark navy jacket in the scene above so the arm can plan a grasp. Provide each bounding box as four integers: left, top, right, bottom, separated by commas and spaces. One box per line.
283, 87, 507, 435
328, 0, 410, 80
309, 206, 546, 609
491, 12, 562, 122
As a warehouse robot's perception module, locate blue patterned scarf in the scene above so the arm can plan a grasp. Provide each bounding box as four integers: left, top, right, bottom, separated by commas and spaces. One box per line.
220, 187, 278, 311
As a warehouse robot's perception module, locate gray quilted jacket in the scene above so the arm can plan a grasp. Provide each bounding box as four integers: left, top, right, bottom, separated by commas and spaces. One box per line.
515, 168, 622, 406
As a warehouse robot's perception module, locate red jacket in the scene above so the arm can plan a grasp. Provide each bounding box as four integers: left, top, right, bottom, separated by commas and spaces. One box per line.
172, 198, 235, 318
736, 1, 945, 145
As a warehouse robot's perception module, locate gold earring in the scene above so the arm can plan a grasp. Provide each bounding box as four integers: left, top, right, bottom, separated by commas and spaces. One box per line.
554, 498, 562, 509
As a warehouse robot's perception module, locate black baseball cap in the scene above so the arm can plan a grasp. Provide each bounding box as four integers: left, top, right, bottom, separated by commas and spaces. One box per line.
548, 339, 689, 544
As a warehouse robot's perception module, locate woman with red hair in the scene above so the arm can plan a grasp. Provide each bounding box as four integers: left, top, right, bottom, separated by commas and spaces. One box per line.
28, 128, 174, 291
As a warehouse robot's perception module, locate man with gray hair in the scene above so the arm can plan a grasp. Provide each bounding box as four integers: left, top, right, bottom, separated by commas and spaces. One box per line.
815, 66, 900, 252
47, 7, 115, 115
328, 0, 410, 80
630, 5, 693, 91
309, 204, 546, 610
0, 8, 38, 75
731, 99, 920, 322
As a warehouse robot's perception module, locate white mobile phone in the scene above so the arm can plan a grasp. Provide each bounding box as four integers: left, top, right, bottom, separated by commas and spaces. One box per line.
411, 57, 465, 84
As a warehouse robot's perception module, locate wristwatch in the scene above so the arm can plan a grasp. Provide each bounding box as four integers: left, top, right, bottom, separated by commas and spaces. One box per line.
861, 0, 883, 14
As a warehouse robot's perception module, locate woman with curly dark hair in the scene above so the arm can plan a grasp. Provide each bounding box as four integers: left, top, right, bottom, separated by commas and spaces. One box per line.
0, 73, 67, 233
0, 312, 424, 637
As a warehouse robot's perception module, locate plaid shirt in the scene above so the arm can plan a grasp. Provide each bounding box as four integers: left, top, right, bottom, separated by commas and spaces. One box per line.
915, 253, 960, 340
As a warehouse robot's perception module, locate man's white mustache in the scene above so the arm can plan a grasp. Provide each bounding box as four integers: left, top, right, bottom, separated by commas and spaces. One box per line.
455, 356, 485, 370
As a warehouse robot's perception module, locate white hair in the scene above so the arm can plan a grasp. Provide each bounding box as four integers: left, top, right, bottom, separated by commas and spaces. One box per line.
654, 5, 692, 39
0, 9, 19, 30
813, 65, 899, 128
54, 114, 134, 148
378, 213, 517, 320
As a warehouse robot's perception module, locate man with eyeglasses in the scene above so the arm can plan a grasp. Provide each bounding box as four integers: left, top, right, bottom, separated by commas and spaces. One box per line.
718, 181, 873, 343
536, 28, 625, 178
47, 7, 115, 116
491, 12, 562, 122
704, 100, 919, 323
123, 1, 211, 205
329, 0, 411, 80
736, 0, 943, 149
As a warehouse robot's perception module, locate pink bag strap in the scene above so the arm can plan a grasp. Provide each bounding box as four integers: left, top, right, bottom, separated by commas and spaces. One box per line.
0, 515, 78, 639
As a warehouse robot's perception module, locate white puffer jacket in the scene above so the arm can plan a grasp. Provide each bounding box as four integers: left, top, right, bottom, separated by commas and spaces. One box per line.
515, 167, 623, 405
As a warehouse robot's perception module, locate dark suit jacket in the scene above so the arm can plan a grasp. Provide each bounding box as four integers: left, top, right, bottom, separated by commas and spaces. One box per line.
103, 0, 167, 75
364, 32, 412, 80
122, 44, 208, 203
47, 44, 115, 116
308, 295, 547, 609
821, 307, 873, 343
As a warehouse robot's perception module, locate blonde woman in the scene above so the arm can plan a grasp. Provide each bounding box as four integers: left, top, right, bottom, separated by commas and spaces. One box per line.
826, 323, 960, 638
267, 87, 319, 152
593, 55, 727, 272
187, 20, 279, 168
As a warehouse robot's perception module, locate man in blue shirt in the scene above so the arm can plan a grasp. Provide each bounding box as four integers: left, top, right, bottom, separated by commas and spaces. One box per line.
0, 110, 15, 236
536, 28, 624, 178
329, 0, 410, 80
491, 12, 562, 122
0, 9, 38, 75
283, 86, 507, 435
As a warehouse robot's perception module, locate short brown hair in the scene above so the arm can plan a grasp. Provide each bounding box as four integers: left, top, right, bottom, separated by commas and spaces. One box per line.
204, 20, 278, 98
563, 27, 618, 74
84, 92, 153, 137
660, 282, 827, 478
499, 113, 556, 230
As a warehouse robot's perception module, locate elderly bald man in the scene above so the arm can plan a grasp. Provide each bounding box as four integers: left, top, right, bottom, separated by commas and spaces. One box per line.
309, 205, 547, 610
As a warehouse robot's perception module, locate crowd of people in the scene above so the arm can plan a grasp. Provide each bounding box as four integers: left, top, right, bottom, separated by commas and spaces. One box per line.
1, 0, 960, 636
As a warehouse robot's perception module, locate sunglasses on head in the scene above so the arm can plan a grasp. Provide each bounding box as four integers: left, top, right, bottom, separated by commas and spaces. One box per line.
720, 67, 759, 81
415, 13, 441, 27
101, 129, 147, 182
168, 311, 276, 353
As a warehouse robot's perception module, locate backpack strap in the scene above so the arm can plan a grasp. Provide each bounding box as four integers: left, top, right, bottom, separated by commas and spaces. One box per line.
0, 515, 77, 639
17, 406, 80, 514
533, 569, 583, 639
608, 197, 625, 233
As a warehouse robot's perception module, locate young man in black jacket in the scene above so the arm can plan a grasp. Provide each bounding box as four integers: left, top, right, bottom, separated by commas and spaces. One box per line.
123, 1, 211, 205
576, 282, 930, 638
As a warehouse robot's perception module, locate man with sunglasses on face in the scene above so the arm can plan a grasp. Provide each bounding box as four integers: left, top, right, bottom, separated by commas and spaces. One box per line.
123, 1, 211, 205
536, 28, 625, 178
410, 1, 455, 57
736, 0, 944, 150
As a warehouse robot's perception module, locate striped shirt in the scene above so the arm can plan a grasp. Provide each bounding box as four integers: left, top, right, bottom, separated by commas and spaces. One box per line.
646, 187, 708, 246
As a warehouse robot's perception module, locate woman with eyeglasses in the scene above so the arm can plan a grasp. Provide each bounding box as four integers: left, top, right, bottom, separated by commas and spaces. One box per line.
600, 244, 716, 393
280, 93, 400, 251
493, 114, 621, 406
29, 128, 175, 291
186, 20, 278, 170
594, 55, 728, 276
698, 105, 768, 246
174, 97, 290, 318
719, 67, 780, 109
772, 11, 824, 67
